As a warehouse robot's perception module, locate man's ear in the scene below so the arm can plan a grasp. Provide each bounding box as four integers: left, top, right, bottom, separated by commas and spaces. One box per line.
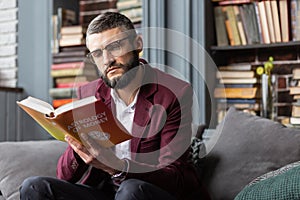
134, 35, 143, 54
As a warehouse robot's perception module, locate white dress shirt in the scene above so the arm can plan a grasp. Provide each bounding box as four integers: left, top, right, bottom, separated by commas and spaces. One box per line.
111, 89, 139, 160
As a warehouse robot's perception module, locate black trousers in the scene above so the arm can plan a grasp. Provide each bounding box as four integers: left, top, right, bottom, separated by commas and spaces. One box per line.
19, 176, 176, 200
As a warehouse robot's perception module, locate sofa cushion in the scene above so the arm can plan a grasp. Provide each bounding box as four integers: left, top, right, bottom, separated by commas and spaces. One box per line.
0, 140, 67, 200
202, 107, 300, 200
234, 164, 300, 200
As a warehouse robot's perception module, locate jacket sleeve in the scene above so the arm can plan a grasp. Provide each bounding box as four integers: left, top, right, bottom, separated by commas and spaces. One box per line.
56, 145, 89, 183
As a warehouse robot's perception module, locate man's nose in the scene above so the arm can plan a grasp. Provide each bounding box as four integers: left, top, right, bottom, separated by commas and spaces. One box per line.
102, 49, 114, 66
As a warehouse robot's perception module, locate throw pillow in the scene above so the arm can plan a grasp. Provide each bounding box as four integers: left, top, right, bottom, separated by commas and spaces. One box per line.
202, 107, 300, 200
0, 140, 67, 200
234, 164, 300, 200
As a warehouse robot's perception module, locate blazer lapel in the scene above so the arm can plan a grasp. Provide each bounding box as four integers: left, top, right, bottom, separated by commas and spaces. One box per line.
131, 65, 158, 158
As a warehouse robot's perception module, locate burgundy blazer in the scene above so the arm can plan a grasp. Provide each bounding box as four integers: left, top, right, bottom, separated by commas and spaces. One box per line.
56, 61, 207, 199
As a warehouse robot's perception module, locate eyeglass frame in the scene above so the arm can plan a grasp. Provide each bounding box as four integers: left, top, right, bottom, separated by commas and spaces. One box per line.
86, 36, 132, 64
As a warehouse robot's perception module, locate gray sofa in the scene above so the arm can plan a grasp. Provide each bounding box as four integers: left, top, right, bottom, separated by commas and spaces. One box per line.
1, 107, 300, 200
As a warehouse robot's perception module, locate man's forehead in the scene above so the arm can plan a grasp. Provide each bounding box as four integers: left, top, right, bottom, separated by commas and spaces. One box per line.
88, 28, 129, 44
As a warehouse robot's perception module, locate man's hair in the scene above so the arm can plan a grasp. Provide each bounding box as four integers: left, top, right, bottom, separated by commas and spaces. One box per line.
87, 12, 137, 36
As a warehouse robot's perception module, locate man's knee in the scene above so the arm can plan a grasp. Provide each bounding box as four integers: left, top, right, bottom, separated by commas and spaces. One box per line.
20, 176, 51, 200
116, 179, 146, 199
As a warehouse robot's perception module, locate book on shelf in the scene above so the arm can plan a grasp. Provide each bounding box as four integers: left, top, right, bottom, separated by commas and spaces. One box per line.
52, 50, 87, 59
51, 62, 83, 70
292, 67, 300, 79
279, 0, 290, 42
17, 96, 132, 147
214, 87, 260, 99
216, 0, 253, 6
290, 116, 300, 125
239, 3, 260, 44
220, 83, 258, 88
52, 56, 86, 64
119, 7, 143, 23
117, 0, 142, 11
214, 6, 229, 46
55, 81, 89, 89
264, 0, 275, 43
289, 86, 300, 95
253, 2, 264, 44
290, 0, 298, 41
51, 67, 94, 78
233, 5, 247, 45
55, 76, 94, 85
79, 0, 117, 12
219, 77, 258, 84
49, 87, 77, 99
223, 5, 241, 46
59, 38, 86, 47
270, 0, 282, 42
57, 7, 77, 27
61, 25, 87, 35
216, 70, 255, 79
292, 103, 300, 117
79, 8, 118, 27
257, 1, 270, 44
218, 63, 254, 71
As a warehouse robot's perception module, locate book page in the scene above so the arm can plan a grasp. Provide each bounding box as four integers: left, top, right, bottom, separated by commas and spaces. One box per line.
17, 96, 54, 115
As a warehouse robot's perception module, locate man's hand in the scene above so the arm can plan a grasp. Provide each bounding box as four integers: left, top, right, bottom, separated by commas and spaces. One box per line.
65, 134, 125, 175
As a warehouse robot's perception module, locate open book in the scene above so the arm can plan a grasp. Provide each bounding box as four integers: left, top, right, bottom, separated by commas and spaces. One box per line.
17, 96, 133, 148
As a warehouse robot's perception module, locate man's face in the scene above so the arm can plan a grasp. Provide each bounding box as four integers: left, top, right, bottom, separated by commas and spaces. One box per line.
86, 28, 141, 89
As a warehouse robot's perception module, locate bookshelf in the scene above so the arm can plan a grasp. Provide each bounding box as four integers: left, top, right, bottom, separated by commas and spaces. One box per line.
209, 0, 300, 126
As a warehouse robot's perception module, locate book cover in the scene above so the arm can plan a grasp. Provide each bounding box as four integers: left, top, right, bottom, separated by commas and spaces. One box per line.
218, 63, 254, 71
51, 62, 84, 70
219, 78, 258, 84
233, 5, 247, 45
225, 6, 241, 46
279, 0, 290, 42
61, 25, 87, 35
17, 96, 132, 147
52, 56, 86, 64
245, 3, 261, 44
270, 0, 282, 42
49, 87, 77, 99
264, 0, 276, 43
222, 6, 235, 46
214, 87, 259, 99
216, 70, 255, 79
290, 86, 300, 95
80, 0, 117, 12
253, 2, 264, 43
214, 6, 229, 46
258, 1, 271, 44
55, 81, 89, 89
55, 76, 91, 84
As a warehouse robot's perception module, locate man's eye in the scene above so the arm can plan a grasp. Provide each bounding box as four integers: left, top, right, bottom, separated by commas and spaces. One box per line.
107, 42, 120, 52
92, 50, 103, 57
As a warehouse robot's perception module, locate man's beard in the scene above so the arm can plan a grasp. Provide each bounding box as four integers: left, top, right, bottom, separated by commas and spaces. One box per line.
100, 51, 140, 89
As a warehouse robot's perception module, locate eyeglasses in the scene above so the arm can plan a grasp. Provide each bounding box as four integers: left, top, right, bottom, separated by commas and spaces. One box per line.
86, 37, 130, 64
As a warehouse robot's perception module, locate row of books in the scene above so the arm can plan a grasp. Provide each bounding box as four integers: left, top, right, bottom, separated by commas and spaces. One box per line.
117, 0, 143, 24
214, 63, 261, 123
289, 68, 300, 126
50, 45, 99, 108
213, 0, 300, 46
